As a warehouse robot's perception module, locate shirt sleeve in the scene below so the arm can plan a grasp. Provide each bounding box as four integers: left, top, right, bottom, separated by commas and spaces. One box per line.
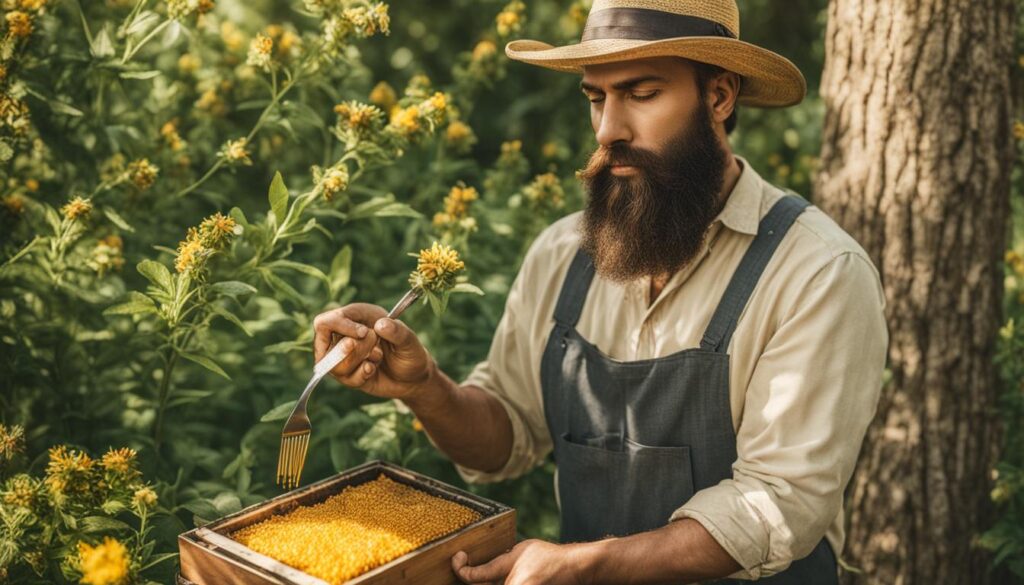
424, 232, 555, 485
668, 251, 889, 579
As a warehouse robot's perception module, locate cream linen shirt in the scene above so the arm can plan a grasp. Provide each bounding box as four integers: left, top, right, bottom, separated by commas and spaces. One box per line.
433, 157, 888, 579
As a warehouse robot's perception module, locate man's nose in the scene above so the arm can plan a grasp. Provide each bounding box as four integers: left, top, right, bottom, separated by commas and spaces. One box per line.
594, 99, 633, 147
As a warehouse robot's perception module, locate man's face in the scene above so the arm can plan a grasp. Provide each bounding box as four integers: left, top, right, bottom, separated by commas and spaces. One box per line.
577, 57, 730, 284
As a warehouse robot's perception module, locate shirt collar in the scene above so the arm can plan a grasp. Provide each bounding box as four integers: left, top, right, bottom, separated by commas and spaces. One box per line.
712, 155, 764, 236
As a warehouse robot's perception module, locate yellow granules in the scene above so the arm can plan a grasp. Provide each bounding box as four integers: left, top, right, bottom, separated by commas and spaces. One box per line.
230, 474, 482, 584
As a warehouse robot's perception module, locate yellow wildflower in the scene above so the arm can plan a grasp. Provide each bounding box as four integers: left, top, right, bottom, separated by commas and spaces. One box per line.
319, 166, 349, 200
495, 1, 525, 37
88, 236, 126, 276
389, 105, 420, 137
178, 53, 201, 74
195, 88, 226, 116
221, 137, 252, 165
198, 211, 237, 249
404, 73, 432, 99
522, 172, 565, 209
342, 2, 390, 37
0, 64, 6, 83
542, 141, 560, 159
472, 40, 497, 62
1006, 250, 1024, 276
161, 121, 186, 151
132, 486, 157, 509
412, 418, 424, 432
19, 0, 48, 11
0, 424, 24, 462
100, 447, 137, 475
169, 0, 213, 20
334, 101, 382, 137
219, 21, 245, 52
77, 537, 130, 585
369, 81, 397, 111
61, 196, 93, 221
174, 231, 207, 274
25, 178, 39, 191
445, 120, 477, 152
3, 194, 24, 215
0, 94, 30, 135
444, 184, 478, 219
1014, 121, 1024, 141
127, 158, 159, 190
246, 33, 274, 71
409, 241, 465, 293
5, 11, 32, 38
3, 474, 38, 509
498, 139, 523, 167
45, 445, 96, 504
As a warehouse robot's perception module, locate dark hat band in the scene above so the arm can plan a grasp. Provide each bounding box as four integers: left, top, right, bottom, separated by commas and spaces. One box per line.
581, 7, 737, 42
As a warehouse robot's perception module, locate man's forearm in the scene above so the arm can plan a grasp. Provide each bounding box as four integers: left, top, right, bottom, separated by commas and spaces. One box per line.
575, 518, 743, 585
400, 360, 514, 474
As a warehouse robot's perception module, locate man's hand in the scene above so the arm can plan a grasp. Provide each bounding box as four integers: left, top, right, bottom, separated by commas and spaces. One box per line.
452, 540, 591, 585
312, 303, 434, 400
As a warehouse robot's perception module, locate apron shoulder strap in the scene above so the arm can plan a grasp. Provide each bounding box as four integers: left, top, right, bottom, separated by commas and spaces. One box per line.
553, 248, 597, 327
699, 193, 812, 353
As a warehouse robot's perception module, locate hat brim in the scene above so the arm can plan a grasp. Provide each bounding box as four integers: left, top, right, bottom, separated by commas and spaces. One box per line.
505, 37, 807, 108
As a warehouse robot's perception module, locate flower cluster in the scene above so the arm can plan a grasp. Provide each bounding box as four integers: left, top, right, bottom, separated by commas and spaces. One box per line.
219, 137, 252, 166
174, 212, 239, 274
333, 100, 385, 142
369, 81, 397, 114
61, 196, 93, 221
246, 32, 274, 72
160, 120, 187, 152
444, 120, 477, 154
386, 91, 450, 142
0, 424, 24, 467
87, 235, 125, 276
521, 172, 565, 210
167, 0, 215, 20
495, 1, 526, 38
127, 158, 159, 191
312, 164, 350, 200
433, 183, 479, 233
321, 2, 390, 56
76, 536, 131, 585
408, 241, 465, 294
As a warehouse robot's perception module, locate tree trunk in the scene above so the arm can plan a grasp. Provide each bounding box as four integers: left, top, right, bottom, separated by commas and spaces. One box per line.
815, 1, 1016, 583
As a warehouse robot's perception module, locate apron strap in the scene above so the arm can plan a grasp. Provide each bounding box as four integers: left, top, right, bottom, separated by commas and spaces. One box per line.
700, 194, 812, 353
553, 248, 597, 327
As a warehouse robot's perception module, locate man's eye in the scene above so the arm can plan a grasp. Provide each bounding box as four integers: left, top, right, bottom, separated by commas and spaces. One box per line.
630, 91, 659, 102
587, 95, 604, 104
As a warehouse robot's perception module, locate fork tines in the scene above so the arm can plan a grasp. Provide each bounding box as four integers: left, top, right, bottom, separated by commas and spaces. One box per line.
277, 432, 310, 489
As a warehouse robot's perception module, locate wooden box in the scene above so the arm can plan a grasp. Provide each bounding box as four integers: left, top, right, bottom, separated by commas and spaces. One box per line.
178, 460, 516, 585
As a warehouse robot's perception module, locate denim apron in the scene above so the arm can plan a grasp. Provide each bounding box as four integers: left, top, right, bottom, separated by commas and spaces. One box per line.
540, 194, 837, 583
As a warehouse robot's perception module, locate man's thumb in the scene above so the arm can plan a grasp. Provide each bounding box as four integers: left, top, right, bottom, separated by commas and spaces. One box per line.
373, 317, 415, 348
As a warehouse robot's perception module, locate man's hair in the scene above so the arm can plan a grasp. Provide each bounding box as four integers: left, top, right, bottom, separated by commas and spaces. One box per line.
691, 61, 740, 136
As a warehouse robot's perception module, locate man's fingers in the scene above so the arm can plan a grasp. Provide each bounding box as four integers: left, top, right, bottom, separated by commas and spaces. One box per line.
313, 309, 370, 361
452, 549, 514, 584
330, 331, 379, 378
373, 317, 417, 350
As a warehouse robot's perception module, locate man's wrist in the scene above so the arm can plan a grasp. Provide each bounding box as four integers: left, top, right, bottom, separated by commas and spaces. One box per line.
399, 358, 450, 415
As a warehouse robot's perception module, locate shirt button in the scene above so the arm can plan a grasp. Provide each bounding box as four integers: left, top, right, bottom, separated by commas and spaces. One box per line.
560, 340, 567, 349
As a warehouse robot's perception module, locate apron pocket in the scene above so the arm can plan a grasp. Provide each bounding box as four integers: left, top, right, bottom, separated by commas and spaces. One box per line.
555, 432, 697, 542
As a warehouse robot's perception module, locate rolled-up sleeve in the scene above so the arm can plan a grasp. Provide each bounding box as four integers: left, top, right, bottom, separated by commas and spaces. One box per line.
669, 252, 888, 579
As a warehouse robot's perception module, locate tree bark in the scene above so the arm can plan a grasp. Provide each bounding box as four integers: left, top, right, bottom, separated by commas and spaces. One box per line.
815, 1, 1016, 584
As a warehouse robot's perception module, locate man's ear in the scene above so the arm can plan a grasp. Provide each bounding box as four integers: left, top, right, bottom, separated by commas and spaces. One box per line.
711, 72, 741, 124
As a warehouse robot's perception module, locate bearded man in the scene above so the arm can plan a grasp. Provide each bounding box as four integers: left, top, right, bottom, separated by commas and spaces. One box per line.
311, 1, 888, 583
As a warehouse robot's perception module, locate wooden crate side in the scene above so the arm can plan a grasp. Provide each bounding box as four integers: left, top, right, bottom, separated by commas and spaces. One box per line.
351, 509, 517, 585
179, 533, 286, 585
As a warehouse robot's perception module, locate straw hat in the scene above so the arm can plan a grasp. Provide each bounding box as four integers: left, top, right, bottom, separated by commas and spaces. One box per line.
505, 0, 806, 108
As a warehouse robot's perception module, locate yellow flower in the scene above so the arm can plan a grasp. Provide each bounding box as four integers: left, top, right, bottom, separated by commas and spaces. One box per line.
319, 166, 349, 200
522, 172, 565, 209
127, 158, 159, 190
389, 105, 420, 137
25, 178, 39, 191
247, 33, 274, 71
178, 53, 201, 74
472, 40, 497, 62
221, 137, 252, 165
45, 445, 96, 504
409, 241, 465, 293
161, 121, 186, 151
3, 474, 38, 509
495, 1, 525, 37
443, 184, 478, 219
61, 196, 93, 221
3, 194, 24, 215
198, 211, 237, 249
5, 11, 32, 38
333, 101, 383, 137
0, 94, 31, 135
542, 141, 559, 159
132, 486, 157, 509
169, 0, 213, 20
342, 2, 390, 37
0, 424, 25, 462
1019, 55, 1024, 68
1014, 120, 1024, 141
404, 73, 433, 98
88, 236, 126, 276
411, 418, 424, 432
445, 120, 477, 152
0, 64, 6, 83
369, 81, 397, 110
100, 448, 137, 475
195, 88, 226, 116
174, 229, 207, 274
19, 0, 48, 11
77, 537, 130, 585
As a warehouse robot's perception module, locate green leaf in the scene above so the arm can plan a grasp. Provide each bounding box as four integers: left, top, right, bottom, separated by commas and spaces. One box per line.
451, 282, 484, 296
210, 281, 258, 298
229, 206, 249, 228
260, 400, 297, 422
348, 195, 422, 221
141, 553, 179, 571
104, 292, 157, 316
330, 245, 352, 295
182, 499, 218, 519
179, 351, 230, 380
263, 340, 311, 354
268, 171, 289, 227
266, 260, 330, 289
259, 267, 305, 307
80, 516, 132, 533
210, 304, 252, 337
119, 70, 161, 80
90, 27, 115, 58
103, 207, 135, 233
137, 260, 173, 293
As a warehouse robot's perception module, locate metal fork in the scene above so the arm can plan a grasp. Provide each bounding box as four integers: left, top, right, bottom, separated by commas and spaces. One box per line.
276, 287, 424, 489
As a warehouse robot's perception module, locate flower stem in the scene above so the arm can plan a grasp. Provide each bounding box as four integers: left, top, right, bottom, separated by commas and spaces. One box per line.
122, 19, 172, 64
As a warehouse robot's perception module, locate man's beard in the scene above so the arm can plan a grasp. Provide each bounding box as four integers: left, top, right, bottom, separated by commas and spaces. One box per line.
576, 102, 729, 284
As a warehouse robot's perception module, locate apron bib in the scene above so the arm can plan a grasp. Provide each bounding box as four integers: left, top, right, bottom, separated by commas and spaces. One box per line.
540, 194, 837, 583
